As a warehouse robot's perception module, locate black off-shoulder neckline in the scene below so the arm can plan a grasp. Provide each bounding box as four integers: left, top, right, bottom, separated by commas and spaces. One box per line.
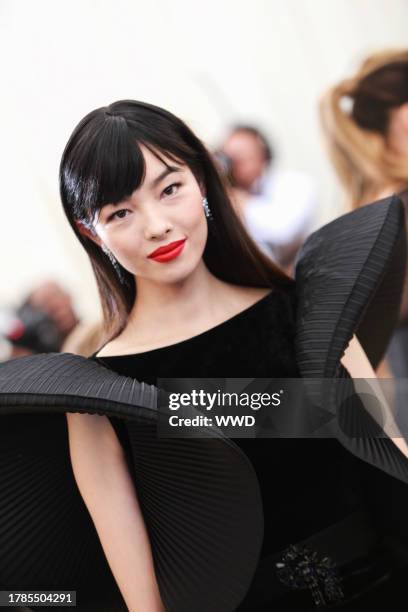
94, 288, 278, 360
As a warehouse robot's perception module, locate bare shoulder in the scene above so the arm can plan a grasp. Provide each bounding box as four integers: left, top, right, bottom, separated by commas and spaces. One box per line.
213, 283, 275, 321
95, 337, 126, 358
223, 283, 273, 309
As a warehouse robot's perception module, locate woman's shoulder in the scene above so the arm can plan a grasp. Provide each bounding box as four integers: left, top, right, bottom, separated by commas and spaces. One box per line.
223, 283, 297, 331
222, 283, 276, 310
221, 280, 296, 311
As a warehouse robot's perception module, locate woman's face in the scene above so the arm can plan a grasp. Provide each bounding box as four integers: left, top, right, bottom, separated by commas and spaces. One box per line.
89, 145, 208, 286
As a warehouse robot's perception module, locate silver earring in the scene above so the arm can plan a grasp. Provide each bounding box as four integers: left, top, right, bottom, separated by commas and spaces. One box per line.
202, 197, 213, 220
101, 243, 117, 265
101, 244, 126, 284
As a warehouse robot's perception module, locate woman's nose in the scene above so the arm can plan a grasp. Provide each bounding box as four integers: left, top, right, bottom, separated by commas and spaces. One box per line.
143, 214, 173, 241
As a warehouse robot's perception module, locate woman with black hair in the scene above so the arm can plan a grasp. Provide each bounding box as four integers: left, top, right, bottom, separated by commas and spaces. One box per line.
1, 100, 408, 612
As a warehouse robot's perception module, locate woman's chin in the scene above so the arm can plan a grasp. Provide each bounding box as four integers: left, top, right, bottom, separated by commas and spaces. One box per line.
150, 259, 202, 286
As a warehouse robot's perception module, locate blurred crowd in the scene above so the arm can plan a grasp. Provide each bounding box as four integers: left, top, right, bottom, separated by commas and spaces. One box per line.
1, 48, 408, 393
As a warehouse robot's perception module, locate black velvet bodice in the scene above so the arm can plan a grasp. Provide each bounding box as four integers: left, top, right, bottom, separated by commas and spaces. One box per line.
96, 288, 299, 380
94, 287, 364, 558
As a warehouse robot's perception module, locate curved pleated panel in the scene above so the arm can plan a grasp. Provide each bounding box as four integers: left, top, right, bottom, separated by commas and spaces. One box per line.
295, 194, 406, 378
0, 353, 263, 612
0, 414, 127, 610
0, 352, 157, 419
328, 367, 408, 486
295, 195, 408, 485
126, 423, 263, 611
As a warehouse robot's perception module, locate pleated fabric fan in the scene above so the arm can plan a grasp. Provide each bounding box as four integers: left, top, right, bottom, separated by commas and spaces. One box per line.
0, 352, 264, 612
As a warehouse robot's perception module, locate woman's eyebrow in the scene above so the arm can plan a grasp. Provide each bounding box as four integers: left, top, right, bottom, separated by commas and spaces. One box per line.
150, 165, 181, 188
98, 166, 183, 215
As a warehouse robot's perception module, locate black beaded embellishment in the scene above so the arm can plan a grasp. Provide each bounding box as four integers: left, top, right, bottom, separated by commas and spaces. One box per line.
275, 544, 344, 607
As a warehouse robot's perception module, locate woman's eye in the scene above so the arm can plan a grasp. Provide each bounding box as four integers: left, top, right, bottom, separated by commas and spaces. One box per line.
162, 182, 182, 197
108, 209, 130, 222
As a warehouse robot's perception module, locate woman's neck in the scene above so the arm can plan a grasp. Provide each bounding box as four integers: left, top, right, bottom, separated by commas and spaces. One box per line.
131, 266, 214, 327
372, 181, 408, 202
120, 263, 245, 350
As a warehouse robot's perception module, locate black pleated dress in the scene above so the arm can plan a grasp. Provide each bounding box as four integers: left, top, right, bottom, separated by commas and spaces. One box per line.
1, 194, 408, 612
93, 285, 408, 611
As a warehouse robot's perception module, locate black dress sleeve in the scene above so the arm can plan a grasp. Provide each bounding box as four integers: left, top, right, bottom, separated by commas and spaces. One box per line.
0, 353, 263, 612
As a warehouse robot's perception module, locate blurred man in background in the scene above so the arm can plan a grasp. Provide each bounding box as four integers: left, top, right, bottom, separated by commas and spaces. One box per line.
219, 125, 318, 271
0, 281, 79, 362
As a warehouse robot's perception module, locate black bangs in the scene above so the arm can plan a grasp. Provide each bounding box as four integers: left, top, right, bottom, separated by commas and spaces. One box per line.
60, 102, 202, 226
60, 112, 147, 223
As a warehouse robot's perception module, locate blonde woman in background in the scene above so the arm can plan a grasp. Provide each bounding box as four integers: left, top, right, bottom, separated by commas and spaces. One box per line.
320, 49, 408, 404
320, 49, 408, 209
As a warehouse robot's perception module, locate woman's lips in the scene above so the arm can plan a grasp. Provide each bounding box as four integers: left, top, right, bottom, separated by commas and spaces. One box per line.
147, 239, 187, 263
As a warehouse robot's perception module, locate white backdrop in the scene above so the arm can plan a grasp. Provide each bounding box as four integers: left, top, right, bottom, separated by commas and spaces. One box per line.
1, 0, 407, 318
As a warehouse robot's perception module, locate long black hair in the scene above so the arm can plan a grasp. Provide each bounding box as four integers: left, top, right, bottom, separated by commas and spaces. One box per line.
60, 100, 292, 339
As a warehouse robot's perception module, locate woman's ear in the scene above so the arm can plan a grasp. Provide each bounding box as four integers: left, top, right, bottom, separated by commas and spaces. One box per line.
75, 220, 102, 247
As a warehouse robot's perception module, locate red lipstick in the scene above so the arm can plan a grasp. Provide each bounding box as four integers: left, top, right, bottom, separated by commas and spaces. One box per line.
147, 239, 187, 263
